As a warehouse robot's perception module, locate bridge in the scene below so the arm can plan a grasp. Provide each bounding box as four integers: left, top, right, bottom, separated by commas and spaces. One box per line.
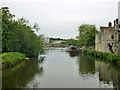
43, 43, 68, 47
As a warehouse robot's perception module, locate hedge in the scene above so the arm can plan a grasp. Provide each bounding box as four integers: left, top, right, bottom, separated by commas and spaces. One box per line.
83, 49, 120, 65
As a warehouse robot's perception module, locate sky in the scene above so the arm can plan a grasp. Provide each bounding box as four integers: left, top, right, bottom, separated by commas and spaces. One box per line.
0, 0, 120, 39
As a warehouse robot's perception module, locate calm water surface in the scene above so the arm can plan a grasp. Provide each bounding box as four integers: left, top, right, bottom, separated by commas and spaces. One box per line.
2, 48, 120, 88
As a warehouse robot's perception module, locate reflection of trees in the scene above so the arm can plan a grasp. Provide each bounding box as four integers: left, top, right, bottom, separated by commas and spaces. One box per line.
95, 59, 120, 88
2, 58, 44, 88
77, 54, 95, 74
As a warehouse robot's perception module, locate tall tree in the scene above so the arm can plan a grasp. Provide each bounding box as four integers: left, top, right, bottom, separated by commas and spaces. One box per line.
78, 24, 98, 47
1, 7, 44, 56
1, 7, 16, 52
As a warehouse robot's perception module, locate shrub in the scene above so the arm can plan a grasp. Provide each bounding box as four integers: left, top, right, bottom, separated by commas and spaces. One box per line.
2, 52, 25, 68
97, 51, 103, 58
103, 52, 109, 60
108, 53, 119, 62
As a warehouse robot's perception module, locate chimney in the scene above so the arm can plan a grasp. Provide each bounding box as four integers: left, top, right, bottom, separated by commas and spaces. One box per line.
108, 22, 112, 27
116, 19, 118, 24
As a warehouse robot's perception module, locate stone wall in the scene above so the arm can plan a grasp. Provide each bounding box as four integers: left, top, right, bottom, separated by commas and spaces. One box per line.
95, 25, 120, 55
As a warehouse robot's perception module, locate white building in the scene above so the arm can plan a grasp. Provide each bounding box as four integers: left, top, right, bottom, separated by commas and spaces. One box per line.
52, 40, 63, 44
44, 37, 49, 44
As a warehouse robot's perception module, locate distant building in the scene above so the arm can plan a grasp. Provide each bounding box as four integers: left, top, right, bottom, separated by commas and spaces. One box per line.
44, 37, 49, 44
52, 40, 63, 44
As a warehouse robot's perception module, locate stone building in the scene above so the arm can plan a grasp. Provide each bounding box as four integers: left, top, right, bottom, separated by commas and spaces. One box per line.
95, 20, 120, 55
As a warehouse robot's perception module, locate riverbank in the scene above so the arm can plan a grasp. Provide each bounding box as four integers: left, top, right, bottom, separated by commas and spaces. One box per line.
2, 52, 26, 69
83, 49, 120, 65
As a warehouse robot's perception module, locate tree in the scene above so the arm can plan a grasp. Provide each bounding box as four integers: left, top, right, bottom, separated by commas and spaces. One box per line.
1, 7, 17, 52
78, 24, 99, 47
1, 7, 44, 56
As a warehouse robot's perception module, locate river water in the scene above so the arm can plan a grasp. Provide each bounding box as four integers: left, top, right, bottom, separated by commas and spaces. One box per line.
2, 48, 120, 88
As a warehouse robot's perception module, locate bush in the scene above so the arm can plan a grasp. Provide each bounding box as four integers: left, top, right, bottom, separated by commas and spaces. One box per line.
108, 53, 119, 62
2, 52, 25, 68
97, 51, 103, 58
83, 49, 120, 65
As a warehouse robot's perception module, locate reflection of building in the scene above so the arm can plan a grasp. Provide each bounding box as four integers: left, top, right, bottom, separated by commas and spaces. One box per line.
95, 60, 120, 88
95, 2, 120, 55
77, 54, 120, 88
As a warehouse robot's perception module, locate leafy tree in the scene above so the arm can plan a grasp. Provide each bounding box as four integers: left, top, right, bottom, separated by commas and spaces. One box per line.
66, 38, 77, 46
1, 7, 43, 57
78, 24, 98, 47
1, 7, 17, 52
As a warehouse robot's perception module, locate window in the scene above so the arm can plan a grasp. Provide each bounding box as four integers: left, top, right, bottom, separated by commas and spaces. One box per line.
111, 34, 114, 39
119, 24, 120, 28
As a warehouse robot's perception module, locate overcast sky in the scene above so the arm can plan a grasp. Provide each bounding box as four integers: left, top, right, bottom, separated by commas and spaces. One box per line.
0, 0, 120, 39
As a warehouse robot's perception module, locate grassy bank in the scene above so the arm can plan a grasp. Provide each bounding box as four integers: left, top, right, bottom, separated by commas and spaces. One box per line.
2, 52, 25, 68
83, 49, 120, 65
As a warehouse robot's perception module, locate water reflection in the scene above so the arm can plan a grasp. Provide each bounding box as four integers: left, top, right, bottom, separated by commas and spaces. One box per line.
76, 53, 120, 88
95, 59, 120, 88
2, 48, 120, 88
77, 54, 95, 74
69, 52, 79, 57
2, 58, 44, 88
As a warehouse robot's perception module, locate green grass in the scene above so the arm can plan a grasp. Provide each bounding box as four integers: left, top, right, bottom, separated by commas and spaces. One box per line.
2, 52, 25, 68
83, 49, 120, 65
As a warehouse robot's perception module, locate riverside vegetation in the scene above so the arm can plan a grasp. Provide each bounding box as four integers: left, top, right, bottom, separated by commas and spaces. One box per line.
1, 7, 44, 68
2, 52, 25, 68
83, 49, 120, 66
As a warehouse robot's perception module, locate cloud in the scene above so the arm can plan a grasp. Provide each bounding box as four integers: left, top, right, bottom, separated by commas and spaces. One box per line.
0, 0, 119, 38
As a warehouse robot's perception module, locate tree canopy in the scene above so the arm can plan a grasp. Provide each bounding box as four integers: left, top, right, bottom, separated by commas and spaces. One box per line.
1, 7, 43, 57
78, 24, 99, 47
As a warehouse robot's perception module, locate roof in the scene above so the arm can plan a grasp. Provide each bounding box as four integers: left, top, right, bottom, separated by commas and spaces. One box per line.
100, 27, 113, 32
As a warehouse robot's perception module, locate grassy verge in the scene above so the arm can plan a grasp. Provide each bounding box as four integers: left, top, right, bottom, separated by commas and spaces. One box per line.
83, 49, 120, 65
2, 52, 25, 68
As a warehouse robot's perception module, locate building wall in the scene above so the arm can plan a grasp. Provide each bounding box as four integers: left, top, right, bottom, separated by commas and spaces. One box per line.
53, 40, 63, 44
118, 1, 120, 55
95, 26, 120, 55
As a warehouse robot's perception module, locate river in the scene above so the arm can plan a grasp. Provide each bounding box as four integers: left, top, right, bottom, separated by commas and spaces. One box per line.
2, 48, 120, 88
